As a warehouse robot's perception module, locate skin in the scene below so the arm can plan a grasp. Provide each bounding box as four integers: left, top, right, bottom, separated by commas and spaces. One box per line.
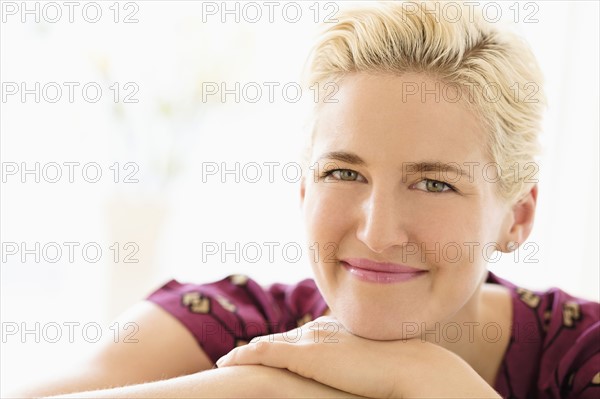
218, 71, 538, 397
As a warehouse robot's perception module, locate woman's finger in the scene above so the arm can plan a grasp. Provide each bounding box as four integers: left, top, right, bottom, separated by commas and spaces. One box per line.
217, 339, 294, 368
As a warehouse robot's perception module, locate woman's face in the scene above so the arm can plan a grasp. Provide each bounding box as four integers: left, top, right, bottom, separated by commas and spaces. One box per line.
301, 72, 513, 340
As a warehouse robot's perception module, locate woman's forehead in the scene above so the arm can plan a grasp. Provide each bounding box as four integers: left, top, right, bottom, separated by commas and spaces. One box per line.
311, 72, 489, 166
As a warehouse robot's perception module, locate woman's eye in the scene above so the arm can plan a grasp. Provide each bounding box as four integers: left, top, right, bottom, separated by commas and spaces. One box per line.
322, 169, 364, 182
414, 179, 454, 193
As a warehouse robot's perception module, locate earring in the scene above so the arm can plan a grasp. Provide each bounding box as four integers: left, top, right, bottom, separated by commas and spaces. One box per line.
506, 241, 519, 252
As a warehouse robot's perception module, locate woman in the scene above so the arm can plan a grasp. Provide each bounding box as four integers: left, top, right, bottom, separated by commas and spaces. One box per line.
16, 2, 599, 398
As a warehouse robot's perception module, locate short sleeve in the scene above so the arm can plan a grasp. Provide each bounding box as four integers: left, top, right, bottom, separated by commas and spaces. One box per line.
490, 272, 600, 399
146, 274, 327, 364
546, 321, 600, 399
537, 292, 600, 399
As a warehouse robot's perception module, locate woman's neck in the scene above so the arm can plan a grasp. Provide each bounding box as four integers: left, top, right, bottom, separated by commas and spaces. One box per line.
430, 282, 513, 386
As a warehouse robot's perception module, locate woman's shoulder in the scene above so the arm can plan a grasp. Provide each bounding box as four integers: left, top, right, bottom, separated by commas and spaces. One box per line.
486, 271, 599, 337
486, 271, 600, 399
147, 274, 327, 322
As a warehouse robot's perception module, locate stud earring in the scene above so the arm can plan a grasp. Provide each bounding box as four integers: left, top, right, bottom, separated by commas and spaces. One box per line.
506, 241, 519, 252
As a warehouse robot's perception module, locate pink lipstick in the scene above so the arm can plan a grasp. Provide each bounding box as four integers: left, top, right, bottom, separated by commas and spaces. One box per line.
340, 258, 427, 284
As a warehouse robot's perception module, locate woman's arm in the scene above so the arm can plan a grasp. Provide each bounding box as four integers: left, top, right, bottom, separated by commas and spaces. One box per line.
47, 365, 366, 399
7, 301, 213, 398
10, 303, 364, 399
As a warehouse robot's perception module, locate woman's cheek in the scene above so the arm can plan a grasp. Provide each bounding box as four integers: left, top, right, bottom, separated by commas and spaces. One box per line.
305, 184, 357, 241
304, 185, 360, 286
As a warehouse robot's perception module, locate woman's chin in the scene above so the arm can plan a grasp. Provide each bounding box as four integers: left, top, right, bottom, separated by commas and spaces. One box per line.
337, 313, 417, 341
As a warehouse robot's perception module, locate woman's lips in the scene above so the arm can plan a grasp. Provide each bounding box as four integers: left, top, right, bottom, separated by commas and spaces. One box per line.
340, 258, 428, 284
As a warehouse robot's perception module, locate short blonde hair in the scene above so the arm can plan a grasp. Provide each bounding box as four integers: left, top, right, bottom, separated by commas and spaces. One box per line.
301, 1, 546, 204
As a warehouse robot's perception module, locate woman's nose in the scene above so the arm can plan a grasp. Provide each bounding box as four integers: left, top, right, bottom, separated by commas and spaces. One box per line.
355, 187, 410, 254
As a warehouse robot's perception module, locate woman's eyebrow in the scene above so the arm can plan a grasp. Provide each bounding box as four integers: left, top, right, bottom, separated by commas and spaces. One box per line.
316, 152, 473, 180
317, 151, 367, 166
406, 162, 472, 179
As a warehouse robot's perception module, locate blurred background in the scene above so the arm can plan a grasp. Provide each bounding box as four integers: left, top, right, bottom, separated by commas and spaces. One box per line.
1, 0, 598, 393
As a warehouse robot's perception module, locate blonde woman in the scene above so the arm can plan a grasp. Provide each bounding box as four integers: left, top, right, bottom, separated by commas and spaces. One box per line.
15, 2, 599, 398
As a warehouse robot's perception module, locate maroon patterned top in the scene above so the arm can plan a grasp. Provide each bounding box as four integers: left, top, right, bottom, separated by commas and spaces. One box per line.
147, 271, 600, 398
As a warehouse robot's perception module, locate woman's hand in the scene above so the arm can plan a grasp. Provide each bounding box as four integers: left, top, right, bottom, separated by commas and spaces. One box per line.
217, 316, 501, 399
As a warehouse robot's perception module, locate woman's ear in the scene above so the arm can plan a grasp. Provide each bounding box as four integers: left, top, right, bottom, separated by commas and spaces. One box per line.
499, 184, 538, 252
